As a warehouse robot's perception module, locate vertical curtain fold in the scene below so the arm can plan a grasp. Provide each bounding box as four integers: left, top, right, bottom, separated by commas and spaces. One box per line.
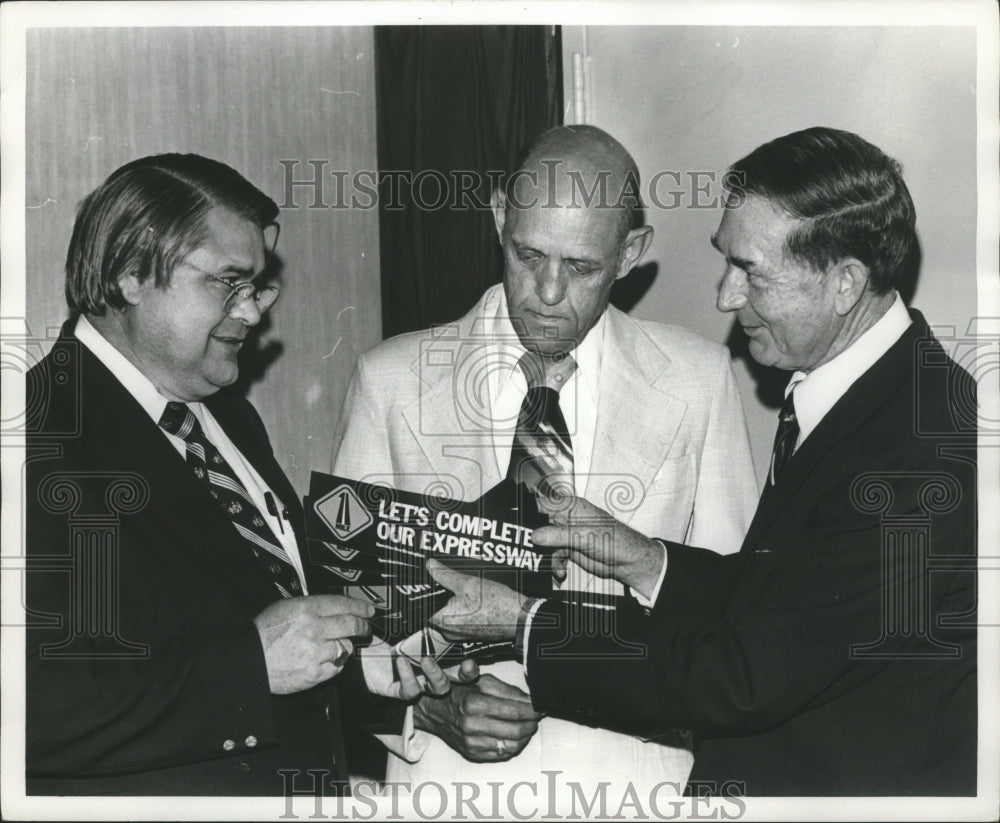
374, 26, 563, 339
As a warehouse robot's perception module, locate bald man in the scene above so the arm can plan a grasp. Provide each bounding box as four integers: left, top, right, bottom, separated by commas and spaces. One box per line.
332, 126, 759, 795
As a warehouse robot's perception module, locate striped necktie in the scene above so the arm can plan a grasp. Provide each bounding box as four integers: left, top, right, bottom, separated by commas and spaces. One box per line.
158, 402, 301, 598
768, 381, 801, 487
507, 350, 577, 500
507, 352, 613, 608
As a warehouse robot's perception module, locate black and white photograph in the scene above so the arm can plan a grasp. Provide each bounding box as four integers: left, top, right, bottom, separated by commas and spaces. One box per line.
2, 1, 997, 820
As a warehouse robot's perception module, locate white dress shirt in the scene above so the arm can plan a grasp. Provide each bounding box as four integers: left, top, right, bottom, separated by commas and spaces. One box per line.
790, 292, 912, 449
73, 315, 309, 591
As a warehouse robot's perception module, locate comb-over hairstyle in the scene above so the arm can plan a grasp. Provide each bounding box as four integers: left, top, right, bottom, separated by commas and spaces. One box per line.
725, 127, 916, 294
65, 153, 278, 315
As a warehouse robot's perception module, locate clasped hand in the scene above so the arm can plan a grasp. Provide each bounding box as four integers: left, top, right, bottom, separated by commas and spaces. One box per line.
414, 659, 543, 762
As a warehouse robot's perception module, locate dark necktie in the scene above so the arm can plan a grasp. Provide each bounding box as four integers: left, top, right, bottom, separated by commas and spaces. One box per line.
507, 351, 576, 499
768, 385, 800, 487
158, 402, 301, 597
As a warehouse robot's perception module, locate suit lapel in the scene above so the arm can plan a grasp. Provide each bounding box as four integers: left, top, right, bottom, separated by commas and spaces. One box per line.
399, 305, 503, 501
72, 335, 281, 609
206, 391, 322, 594
587, 309, 688, 523
207, 392, 304, 526
742, 312, 926, 549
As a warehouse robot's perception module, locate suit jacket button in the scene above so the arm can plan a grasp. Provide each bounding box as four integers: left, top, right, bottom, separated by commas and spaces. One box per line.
223, 739, 235, 751
245, 735, 257, 748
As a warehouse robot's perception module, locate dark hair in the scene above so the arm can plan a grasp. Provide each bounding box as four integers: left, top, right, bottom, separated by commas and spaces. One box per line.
65, 153, 279, 315
725, 127, 916, 294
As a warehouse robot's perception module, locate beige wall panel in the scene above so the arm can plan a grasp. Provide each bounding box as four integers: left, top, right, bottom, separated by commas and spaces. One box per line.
562, 26, 977, 486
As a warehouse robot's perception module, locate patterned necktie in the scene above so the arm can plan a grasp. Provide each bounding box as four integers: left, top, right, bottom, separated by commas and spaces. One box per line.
158, 402, 301, 598
507, 351, 577, 499
768, 384, 800, 487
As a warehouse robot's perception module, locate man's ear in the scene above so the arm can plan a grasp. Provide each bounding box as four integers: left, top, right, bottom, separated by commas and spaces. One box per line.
831, 258, 870, 316
117, 270, 145, 307
615, 225, 654, 280
490, 189, 507, 242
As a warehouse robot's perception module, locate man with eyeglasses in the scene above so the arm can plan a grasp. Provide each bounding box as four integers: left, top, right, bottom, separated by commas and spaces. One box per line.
24, 154, 442, 795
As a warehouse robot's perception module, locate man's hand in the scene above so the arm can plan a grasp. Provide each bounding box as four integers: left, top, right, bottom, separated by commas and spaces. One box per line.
414, 660, 542, 762
392, 653, 454, 701
254, 594, 374, 695
534, 496, 666, 600
426, 559, 525, 642
361, 635, 455, 702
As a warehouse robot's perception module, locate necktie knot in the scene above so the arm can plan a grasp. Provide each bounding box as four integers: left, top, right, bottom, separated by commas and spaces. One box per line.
158, 401, 201, 441
517, 349, 577, 392
778, 392, 797, 425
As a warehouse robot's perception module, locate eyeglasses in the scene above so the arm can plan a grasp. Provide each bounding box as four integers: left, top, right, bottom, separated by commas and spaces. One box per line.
179, 256, 281, 315
205, 273, 280, 314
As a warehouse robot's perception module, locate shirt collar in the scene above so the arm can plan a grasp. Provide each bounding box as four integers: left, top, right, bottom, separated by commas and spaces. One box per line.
486, 285, 604, 403
791, 292, 911, 442
73, 313, 187, 425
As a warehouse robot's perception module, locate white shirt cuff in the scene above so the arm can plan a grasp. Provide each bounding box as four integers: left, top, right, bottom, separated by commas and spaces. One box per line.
520, 598, 547, 669
374, 705, 434, 763
360, 636, 397, 696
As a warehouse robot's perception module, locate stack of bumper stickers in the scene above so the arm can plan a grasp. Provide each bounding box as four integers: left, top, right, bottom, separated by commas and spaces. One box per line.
304, 473, 552, 665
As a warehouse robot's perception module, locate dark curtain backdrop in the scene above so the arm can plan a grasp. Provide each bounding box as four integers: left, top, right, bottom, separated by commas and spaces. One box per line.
374, 26, 563, 339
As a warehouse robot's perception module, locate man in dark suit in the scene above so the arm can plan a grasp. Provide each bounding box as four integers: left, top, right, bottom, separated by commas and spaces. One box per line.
25, 154, 436, 795
426, 127, 978, 796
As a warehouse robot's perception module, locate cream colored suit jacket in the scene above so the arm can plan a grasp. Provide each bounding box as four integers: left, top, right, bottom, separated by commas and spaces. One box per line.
333, 284, 759, 795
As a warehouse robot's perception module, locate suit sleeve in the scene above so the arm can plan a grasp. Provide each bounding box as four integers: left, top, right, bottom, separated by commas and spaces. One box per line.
525, 451, 976, 738
332, 352, 396, 481
25, 501, 278, 778
685, 353, 759, 555
654, 542, 744, 618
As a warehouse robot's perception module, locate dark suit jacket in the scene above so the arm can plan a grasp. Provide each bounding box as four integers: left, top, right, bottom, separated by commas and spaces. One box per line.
25, 320, 394, 795
525, 311, 977, 795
